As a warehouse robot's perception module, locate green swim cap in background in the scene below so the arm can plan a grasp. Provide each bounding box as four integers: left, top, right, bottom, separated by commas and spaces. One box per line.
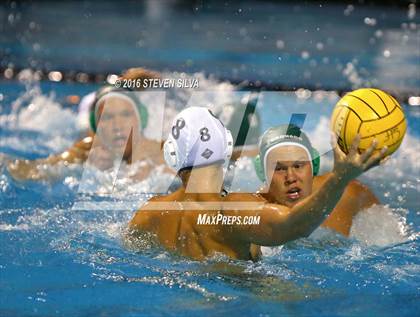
89, 85, 148, 133
254, 124, 320, 181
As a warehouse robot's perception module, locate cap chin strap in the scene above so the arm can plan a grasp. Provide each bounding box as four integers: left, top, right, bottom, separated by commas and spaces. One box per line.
223, 129, 234, 167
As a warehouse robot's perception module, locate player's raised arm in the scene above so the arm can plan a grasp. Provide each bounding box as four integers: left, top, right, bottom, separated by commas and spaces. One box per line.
233, 135, 387, 246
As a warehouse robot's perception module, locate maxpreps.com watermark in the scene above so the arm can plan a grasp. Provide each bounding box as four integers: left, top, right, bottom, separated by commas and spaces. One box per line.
197, 213, 261, 225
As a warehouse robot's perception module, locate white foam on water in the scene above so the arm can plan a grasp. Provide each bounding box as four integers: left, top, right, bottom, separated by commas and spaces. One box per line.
76, 161, 175, 197
350, 205, 412, 247
1, 83, 79, 154
261, 246, 284, 257
0, 223, 30, 231
0, 171, 10, 193
17, 95, 76, 134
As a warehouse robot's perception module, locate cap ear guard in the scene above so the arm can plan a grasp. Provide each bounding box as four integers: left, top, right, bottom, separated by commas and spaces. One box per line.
253, 155, 266, 182
163, 138, 180, 170
311, 148, 320, 176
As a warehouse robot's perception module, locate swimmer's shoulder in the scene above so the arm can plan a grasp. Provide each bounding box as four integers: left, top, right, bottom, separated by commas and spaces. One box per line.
314, 174, 379, 203
138, 189, 185, 214
130, 194, 177, 230
344, 179, 379, 204
314, 174, 368, 192
254, 185, 270, 201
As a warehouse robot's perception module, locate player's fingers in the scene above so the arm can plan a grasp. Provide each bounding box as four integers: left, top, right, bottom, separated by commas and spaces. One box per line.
331, 132, 344, 160
364, 147, 387, 170
349, 134, 361, 157
360, 139, 378, 163
380, 155, 391, 165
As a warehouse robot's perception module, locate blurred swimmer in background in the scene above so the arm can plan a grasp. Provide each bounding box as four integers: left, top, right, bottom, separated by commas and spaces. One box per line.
128, 107, 386, 261
5, 68, 167, 181
3, 67, 262, 183
254, 124, 380, 237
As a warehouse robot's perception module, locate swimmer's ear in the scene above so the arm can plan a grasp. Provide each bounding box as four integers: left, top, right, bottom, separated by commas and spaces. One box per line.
253, 155, 265, 182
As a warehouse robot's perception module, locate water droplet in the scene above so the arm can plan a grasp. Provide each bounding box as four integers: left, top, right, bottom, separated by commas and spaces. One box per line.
276, 40, 285, 49
408, 3, 416, 20
364, 17, 377, 26
46, 71, 62, 82
344, 5, 354, 16
301, 51, 310, 59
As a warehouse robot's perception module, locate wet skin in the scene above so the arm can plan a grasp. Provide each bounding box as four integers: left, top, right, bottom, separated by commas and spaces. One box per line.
262, 145, 379, 236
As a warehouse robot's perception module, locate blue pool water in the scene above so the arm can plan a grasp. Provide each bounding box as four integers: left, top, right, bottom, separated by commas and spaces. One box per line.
0, 80, 419, 316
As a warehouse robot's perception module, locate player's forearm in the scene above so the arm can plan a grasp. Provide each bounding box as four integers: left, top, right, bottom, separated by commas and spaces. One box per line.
7, 151, 83, 181
282, 173, 349, 239
7, 158, 48, 181
6, 137, 92, 181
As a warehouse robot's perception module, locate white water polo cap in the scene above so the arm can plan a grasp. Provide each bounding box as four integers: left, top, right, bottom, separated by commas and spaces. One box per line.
164, 107, 233, 171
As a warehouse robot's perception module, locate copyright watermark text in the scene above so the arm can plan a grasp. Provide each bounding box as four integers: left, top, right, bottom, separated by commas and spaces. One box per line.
114, 78, 199, 89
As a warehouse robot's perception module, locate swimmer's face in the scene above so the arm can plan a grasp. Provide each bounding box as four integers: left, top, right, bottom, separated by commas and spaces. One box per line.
265, 145, 313, 207
96, 97, 141, 154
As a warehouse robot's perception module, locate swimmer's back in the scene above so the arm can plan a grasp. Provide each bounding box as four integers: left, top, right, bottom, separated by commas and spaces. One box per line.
129, 190, 264, 260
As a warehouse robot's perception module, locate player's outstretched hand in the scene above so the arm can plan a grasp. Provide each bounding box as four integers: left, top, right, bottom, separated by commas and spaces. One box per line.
332, 133, 387, 183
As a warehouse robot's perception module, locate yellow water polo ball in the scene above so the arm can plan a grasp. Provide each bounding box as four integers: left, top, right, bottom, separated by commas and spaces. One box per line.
331, 88, 406, 157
